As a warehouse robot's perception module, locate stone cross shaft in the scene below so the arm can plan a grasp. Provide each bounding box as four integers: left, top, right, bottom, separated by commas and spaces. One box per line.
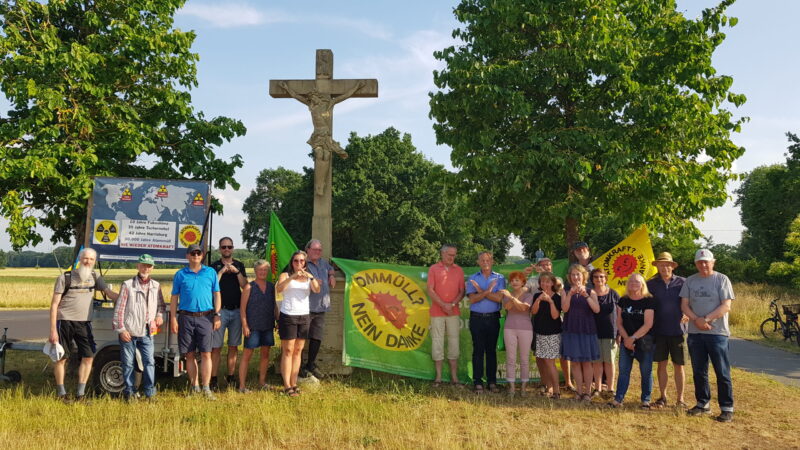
269, 49, 378, 259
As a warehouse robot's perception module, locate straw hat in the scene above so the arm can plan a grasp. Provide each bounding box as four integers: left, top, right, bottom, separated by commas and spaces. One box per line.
652, 252, 678, 268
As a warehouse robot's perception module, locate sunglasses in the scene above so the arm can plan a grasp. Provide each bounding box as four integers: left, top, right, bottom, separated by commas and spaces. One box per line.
293, 259, 305, 263
220, 245, 233, 250
189, 251, 202, 256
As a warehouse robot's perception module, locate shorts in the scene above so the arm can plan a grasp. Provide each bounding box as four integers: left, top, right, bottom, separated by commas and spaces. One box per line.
430, 315, 460, 361
57, 320, 96, 359
244, 329, 275, 349
211, 308, 242, 348
278, 314, 310, 340
596, 338, 618, 363
308, 312, 326, 341
535, 333, 561, 360
178, 314, 214, 354
654, 335, 686, 365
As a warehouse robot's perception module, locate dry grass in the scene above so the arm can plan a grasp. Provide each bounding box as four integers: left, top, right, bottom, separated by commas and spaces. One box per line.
0, 350, 798, 449
729, 283, 800, 354
0, 268, 176, 309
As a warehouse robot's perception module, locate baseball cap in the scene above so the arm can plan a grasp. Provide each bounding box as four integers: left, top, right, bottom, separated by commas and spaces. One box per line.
694, 249, 714, 262
43, 341, 65, 362
138, 254, 155, 265
186, 244, 202, 254
572, 241, 589, 251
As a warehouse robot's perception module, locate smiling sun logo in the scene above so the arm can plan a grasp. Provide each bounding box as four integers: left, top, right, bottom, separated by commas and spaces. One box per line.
348, 269, 429, 352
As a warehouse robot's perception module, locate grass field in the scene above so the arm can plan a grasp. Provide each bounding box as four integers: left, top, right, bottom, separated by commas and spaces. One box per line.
0, 350, 798, 449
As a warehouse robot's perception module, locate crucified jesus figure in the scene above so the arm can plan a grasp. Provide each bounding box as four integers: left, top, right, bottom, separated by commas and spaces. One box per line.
278, 80, 365, 196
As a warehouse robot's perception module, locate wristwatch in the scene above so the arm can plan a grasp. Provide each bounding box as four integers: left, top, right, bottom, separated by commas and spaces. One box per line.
213, 312, 221, 317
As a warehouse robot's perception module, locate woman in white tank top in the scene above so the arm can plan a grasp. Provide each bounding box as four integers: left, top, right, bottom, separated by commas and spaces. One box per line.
275, 250, 320, 396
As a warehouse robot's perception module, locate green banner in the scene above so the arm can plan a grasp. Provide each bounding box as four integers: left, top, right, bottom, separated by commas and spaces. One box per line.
332, 257, 568, 383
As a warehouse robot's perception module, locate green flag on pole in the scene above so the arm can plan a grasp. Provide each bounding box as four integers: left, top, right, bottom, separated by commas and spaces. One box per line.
266, 211, 298, 283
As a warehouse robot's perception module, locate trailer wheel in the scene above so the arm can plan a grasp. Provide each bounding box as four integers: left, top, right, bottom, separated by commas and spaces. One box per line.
92, 348, 125, 396
5, 370, 21, 383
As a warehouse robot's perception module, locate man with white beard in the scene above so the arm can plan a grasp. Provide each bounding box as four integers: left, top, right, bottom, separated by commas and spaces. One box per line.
48, 248, 118, 402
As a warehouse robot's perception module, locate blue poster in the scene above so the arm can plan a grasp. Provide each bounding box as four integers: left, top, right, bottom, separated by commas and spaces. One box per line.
89, 177, 211, 264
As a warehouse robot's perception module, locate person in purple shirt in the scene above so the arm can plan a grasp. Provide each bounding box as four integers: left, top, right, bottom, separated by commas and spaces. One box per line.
465, 251, 505, 393
561, 264, 600, 401
647, 252, 688, 409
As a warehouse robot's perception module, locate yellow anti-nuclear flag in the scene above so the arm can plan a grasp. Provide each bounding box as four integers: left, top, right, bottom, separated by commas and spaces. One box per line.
591, 225, 658, 296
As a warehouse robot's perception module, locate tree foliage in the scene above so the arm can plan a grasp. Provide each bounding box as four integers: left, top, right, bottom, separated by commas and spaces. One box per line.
0, 0, 246, 250
429, 0, 746, 250
241, 128, 510, 266
767, 214, 800, 288
735, 133, 800, 262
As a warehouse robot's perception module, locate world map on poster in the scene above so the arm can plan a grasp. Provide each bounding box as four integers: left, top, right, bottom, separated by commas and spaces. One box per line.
90, 177, 211, 263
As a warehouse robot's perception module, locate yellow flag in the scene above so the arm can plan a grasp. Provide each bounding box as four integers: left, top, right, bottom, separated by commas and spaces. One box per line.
591, 225, 658, 296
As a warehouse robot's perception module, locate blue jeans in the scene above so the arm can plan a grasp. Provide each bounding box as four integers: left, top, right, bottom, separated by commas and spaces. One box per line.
687, 334, 734, 412
120, 335, 155, 397
615, 346, 654, 404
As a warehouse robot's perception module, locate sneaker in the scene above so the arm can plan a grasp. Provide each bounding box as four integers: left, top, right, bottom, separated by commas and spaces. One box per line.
309, 367, 325, 379
238, 387, 251, 394
687, 406, 712, 416
74, 395, 92, 405
716, 411, 734, 423
203, 390, 217, 401
298, 368, 309, 378
57, 394, 72, 404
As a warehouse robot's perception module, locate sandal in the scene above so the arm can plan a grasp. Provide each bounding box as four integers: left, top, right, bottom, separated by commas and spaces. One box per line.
292, 386, 301, 395
640, 403, 651, 410
488, 384, 500, 393
653, 397, 668, 408
432, 380, 442, 388
551, 393, 561, 400
607, 401, 622, 409
676, 401, 688, 409
581, 394, 592, 402
449, 381, 463, 388
473, 384, 484, 394
282, 387, 298, 397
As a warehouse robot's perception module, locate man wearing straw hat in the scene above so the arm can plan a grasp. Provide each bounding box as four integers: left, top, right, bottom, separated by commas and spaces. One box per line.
646, 252, 687, 409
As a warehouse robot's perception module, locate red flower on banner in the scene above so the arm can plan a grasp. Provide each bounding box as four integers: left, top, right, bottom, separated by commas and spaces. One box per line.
368, 292, 408, 330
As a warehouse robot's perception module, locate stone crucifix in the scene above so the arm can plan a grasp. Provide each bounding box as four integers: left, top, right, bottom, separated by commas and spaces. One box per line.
269, 49, 378, 258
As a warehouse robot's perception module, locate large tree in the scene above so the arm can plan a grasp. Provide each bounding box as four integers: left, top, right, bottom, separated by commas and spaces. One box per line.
0, 0, 245, 250
735, 133, 800, 262
242, 127, 510, 266
429, 0, 746, 253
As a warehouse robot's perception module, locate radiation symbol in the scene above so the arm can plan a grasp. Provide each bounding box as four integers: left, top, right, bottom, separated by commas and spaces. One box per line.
192, 193, 204, 206
156, 185, 168, 198
94, 220, 119, 245
179, 224, 202, 247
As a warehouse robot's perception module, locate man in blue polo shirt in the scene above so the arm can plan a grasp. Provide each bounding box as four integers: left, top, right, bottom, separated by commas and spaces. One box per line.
465, 251, 505, 393
169, 244, 221, 399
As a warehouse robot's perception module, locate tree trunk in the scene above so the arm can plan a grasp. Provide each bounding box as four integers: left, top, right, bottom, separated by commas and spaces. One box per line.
564, 216, 579, 263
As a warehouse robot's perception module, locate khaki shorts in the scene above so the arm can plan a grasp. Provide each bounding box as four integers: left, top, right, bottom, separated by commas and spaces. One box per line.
430, 315, 460, 361
596, 338, 618, 364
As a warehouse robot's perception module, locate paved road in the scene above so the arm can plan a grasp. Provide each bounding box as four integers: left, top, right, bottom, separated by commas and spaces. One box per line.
1, 309, 48, 341
729, 337, 800, 388
2, 310, 799, 386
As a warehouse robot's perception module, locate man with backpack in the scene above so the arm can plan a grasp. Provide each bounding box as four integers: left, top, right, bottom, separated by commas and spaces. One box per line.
48, 247, 118, 403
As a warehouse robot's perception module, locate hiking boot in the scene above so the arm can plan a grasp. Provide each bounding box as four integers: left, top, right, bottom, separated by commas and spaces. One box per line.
716, 411, 734, 423
687, 405, 712, 416
57, 394, 72, 404
74, 395, 92, 405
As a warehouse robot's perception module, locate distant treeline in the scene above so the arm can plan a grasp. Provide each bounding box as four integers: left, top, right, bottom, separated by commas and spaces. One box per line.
0, 246, 268, 270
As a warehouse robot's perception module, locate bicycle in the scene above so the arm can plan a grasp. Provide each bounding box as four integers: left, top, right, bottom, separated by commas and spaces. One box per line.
760, 299, 800, 346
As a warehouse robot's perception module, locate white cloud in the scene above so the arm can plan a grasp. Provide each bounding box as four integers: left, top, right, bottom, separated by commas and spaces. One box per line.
178, 3, 278, 28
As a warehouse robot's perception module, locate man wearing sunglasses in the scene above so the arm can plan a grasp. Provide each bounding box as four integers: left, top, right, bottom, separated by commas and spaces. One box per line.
170, 244, 222, 400
209, 237, 248, 389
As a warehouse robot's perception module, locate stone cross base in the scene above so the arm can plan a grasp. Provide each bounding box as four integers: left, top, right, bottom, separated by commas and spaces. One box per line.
302, 273, 352, 376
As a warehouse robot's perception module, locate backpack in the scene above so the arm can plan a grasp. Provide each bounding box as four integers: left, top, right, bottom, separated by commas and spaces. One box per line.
61, 271, 98, 296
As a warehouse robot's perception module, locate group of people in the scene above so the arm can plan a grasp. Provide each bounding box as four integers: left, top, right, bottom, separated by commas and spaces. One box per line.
426, 243, 736, 423
48, 237, 336, 401
47, 238, 735, 421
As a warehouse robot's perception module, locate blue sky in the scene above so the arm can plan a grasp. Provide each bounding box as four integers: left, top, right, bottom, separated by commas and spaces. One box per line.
3, 0, 799, 254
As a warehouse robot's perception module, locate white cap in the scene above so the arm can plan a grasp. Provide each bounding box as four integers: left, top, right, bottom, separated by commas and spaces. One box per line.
42, 342, 65, 362
694, 249, 714, 262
